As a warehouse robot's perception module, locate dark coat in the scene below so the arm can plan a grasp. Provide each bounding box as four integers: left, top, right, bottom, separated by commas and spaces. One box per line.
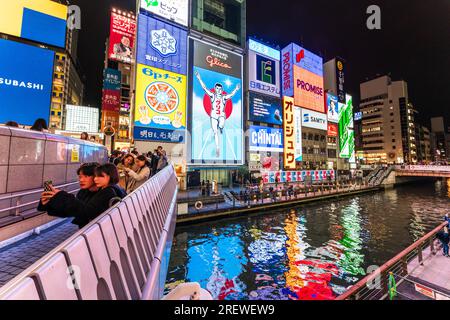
436, 231, 450, 244
37, 185, 126, 229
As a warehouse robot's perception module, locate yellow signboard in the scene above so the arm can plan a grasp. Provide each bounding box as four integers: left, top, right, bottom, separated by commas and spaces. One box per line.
283, 96, 296, 170
135, 64, 187, 131
71, 145, 80, 163
0, 0, 68, 47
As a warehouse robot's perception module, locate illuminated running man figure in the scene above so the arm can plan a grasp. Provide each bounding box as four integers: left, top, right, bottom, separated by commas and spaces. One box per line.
195, 70, 241, 157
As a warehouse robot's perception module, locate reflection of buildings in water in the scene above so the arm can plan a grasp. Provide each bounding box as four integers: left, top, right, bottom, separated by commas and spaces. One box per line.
283, 211, 337, 300
447, 179, 450, 199
185, 226, 247, 300
336, 200, 366, 277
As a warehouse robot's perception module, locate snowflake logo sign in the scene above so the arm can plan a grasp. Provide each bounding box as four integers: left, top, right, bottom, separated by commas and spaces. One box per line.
150, 28, 177, 57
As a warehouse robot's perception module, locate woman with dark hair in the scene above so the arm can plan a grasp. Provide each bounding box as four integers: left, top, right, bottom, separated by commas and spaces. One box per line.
124, 155, 151, 193
4, 121, 19, 127
30, 118, 48, 132
80, 132, 89, 140
38, 163, 126, 229
117, 154, 136, 189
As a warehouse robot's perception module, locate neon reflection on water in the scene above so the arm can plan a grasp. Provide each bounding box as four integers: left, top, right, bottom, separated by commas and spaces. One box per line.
185, 226, 248, 300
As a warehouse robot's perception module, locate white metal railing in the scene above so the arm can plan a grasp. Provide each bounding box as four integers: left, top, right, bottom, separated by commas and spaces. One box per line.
0, 165, 178, 300
0, 182, 80, 216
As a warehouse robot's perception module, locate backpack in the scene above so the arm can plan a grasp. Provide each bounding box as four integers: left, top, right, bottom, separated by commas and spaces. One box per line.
109, 185, 127, 207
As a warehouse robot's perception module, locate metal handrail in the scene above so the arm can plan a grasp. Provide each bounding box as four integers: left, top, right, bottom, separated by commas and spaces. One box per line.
337, 221, 448, 300
0, 181, 80, 216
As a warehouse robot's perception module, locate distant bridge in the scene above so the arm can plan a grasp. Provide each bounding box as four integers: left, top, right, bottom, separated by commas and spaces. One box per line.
395, 165, 450, 178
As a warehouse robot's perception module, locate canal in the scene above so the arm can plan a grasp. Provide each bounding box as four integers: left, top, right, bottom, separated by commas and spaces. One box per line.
166, 179, 450, 300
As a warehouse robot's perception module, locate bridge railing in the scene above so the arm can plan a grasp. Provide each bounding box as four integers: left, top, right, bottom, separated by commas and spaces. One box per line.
0, 164, 178, 300
336, 221, 448, 300
395, 165, 450, 172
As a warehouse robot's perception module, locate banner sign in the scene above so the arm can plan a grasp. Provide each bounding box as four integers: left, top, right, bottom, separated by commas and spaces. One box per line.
134, 64, 187, 139
302, 109, 328, 131
137, 14, 188, 74
262, 170, 336, 184
134, 126, 184, 143
283, 96, 296, 169
140, 0, 189, 27
108, 11, 136, 64
189, 39, 243, 165
336, 57, 346, 104
326, 92, 339, 123
101, 89, 121, 112
248, 92, 282, 126
328, 123, 338, 137
248, 40, 281, 97
249, 125, 283, 152
103, 68, 122, 91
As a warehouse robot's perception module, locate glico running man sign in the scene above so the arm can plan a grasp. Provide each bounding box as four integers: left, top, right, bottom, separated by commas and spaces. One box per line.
189, 38, 243, 165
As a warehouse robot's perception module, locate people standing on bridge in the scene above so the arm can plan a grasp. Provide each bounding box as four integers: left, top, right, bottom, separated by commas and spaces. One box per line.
30, 118, 49, 133
124, 155, 151, 194
445, 213, 450, 228
117, 154, 136, 189
38, 163, 126, 228
436, 227, 450, 257
156, 147, 168, 172
80, 132, 89, 140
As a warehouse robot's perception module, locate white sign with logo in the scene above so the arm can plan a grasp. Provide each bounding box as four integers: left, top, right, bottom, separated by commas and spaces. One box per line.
140, 0, 189, 27
301, 108, 328, 131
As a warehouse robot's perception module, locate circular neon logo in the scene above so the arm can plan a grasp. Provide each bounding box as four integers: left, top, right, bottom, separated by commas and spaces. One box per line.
144, 82, 179, 114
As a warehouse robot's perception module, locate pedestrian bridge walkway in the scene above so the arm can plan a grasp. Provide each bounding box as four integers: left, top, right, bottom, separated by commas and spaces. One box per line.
0, 165, 178, 300
337, 221, 450, 300
395, 165, 450, 178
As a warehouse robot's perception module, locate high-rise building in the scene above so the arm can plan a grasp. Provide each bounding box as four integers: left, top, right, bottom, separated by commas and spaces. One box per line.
430, 116, 448, 162
415, 125, 432, 163
359, 75, 417, 164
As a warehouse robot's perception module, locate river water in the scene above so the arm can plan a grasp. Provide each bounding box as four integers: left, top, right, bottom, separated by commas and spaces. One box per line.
166, 179, 450, 300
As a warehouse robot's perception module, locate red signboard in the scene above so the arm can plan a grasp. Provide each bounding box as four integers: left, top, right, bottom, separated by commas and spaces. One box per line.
328, 123, 338, 137
108, 11, 136, 64
102, 89, 121, 112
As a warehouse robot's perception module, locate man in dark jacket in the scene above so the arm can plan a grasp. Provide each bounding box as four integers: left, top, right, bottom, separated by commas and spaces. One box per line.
436, 227, 450, 257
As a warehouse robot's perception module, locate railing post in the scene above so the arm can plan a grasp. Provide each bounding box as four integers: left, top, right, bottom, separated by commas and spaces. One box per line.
418, 245, 424, 266
431, 237, 436, 255
15, 196, 21, 216
401, 256, 408, 276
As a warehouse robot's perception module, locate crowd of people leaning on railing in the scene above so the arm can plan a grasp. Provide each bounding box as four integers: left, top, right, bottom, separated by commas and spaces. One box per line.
37, 146, 169, 230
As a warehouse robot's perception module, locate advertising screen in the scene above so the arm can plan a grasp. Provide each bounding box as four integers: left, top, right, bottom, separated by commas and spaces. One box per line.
65, 105, 99, 133
354, 112, 362, 121
283, 96, 296, 170
103, 68, 122, 91
0, 0, 67, 48
282, 43, 323, 97
340, 129, 355, 159
346, 94, 354, 128
134, 64, 186, 142
248, 40, 280, 97
0, 39, 54, 126
326, 92, 339, 123
108, 11, 136, 64
249, 126, 283, 152
137, 14, 188, 75
140, 0, 189, 27
189, 39, 243, 165
294, 107, 302, 162
301, 109, 328, 131
294, 66, 325, 113
248, 92, 282, 126
328, 123, 338, 137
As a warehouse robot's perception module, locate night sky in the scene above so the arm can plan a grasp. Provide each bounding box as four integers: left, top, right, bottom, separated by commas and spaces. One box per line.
71, 0, 450, 127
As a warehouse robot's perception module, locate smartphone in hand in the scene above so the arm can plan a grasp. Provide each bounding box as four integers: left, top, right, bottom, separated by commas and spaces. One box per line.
43, 180, 53, 192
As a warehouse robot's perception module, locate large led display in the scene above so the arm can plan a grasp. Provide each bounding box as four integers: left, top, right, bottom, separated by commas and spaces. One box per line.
339, 95, 355, 159
326, 92, 339, 123
137, 14, 188, 75
294, 66, 325, 113
140, 0, 189, 27
0, 39, 54, 126
65, 105, 99, 133
0, 0, 67, 48
248, 92, 282, 126
282, 43, 323, 98
189, 39, 243, 165
108, 11, 136, 64
248, 40, 281, 97
134, 64, 186, 143
249, 125, 283, 152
